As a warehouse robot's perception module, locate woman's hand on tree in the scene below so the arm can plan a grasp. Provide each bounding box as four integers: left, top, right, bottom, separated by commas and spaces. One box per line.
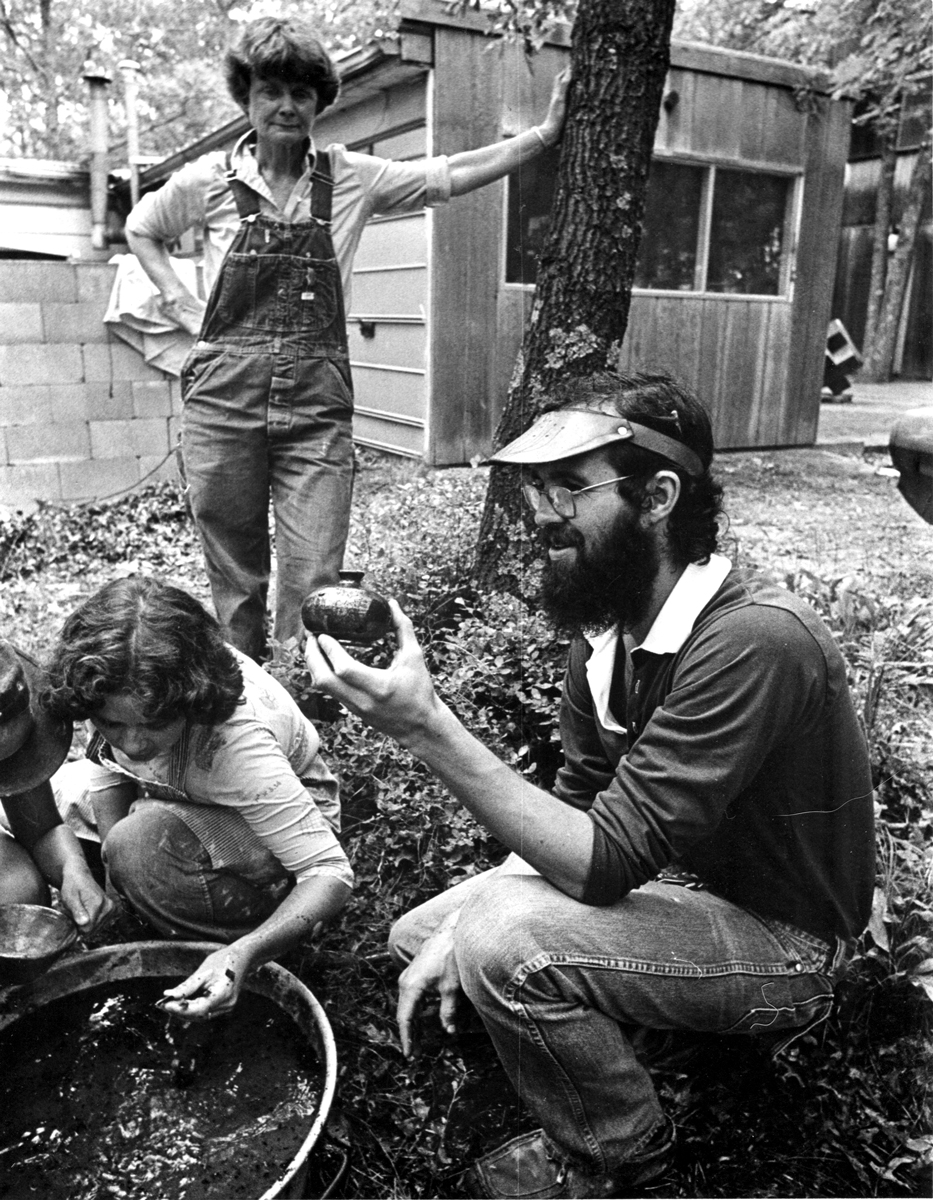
539, 67, 571, 147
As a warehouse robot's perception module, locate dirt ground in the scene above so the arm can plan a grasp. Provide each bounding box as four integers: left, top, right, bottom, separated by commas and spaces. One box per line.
720, 447, 931, 586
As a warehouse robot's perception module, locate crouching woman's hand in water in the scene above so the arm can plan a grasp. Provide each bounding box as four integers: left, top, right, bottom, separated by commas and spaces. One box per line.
159, 874, 351, 1021
159, 944, 251, 1020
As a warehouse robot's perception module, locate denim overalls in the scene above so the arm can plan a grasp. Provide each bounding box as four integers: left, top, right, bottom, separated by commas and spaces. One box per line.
181, 146, 354, 661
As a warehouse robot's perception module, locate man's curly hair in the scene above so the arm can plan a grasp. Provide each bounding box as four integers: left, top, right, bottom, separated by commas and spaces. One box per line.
546, 370, 725, 566
225, 17, 340, 114
42, 576, 244, 726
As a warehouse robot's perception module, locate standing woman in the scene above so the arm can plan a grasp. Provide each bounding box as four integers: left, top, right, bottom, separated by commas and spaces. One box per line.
43, 575, 353, 1019
125, 16, 569, 662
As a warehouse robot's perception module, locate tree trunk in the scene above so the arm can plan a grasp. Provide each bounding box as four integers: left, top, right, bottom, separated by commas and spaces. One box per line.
861, 138, 932, 382
474, 0, 677, 592
860, 129, 896, 357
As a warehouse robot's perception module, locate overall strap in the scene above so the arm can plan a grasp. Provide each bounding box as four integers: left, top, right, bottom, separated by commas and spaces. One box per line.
167, 722, 192, 794
86, 728, 107, 764
224, 150, 261, 220
309, 147, 333, 223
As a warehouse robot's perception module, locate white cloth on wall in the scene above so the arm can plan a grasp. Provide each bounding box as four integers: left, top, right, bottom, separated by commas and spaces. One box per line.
103, 254, 199, 377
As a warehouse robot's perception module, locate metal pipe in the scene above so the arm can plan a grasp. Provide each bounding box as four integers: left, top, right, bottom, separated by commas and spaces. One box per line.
83, 66, 112, 251
118, 59, 141, 208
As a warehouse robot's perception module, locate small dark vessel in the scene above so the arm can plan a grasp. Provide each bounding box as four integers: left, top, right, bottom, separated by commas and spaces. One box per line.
301, 570, 392, 644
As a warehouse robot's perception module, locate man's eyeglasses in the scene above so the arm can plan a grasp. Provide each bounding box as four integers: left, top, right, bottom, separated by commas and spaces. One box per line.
521, 475, 634, 519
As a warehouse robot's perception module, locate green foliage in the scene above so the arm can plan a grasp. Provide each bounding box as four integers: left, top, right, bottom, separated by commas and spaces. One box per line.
673, 0, 932, 129
0, 0, 398, 160
0, 482, 195, 581
1, 449, 931, 1196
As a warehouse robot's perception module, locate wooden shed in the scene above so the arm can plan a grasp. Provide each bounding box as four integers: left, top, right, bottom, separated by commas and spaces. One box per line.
0, 159, 95, 260
137, 0, 850, 463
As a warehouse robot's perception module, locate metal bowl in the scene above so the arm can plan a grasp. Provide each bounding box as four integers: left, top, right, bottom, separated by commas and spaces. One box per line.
0, 903, 79, 985
0, 941, 338, 1199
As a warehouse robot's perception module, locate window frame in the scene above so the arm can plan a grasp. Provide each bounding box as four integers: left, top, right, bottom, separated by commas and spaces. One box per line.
501, 149, 804, 302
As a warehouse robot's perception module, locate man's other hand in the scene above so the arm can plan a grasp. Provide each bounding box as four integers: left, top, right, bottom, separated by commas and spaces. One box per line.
397, 915, 462, 1058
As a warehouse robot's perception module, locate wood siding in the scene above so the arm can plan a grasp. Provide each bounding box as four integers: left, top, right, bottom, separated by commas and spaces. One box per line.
472, 49, 849, 461
428, 28, 567, 464
307, 10, 850, 462
348, 213, 430, 457
324, 76, 432, 457
786, 96, 851, 444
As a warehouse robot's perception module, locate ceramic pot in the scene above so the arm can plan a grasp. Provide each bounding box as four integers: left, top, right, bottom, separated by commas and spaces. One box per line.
300, 571, 392, 644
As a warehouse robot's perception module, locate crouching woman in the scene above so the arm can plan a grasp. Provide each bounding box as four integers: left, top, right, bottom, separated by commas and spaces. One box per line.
42, 575, 352, 1019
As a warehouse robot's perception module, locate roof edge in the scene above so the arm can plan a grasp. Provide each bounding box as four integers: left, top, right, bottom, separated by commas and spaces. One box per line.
398, 0, 832, 90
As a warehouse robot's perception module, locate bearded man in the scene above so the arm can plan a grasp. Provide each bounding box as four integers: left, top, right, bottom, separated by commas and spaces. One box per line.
304, 371, 875, 1199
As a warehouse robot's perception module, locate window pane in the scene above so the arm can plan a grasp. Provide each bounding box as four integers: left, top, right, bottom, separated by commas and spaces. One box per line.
707, 169, 791, 295
634, 161, 704, 290
505, 144, 560, 284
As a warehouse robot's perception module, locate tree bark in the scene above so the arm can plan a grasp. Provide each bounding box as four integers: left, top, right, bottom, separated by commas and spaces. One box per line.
474, 0, 677, 592
860, 129, 896, 357
861, 137, 932, 381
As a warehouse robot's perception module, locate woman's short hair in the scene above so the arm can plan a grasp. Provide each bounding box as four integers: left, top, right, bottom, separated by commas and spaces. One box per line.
548, 371, 724, 566
42, 576, 244, 726
225, 17, 340, 113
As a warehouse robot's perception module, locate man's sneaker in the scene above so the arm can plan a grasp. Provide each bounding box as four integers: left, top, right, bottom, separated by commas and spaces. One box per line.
463, 1120, 675, 1199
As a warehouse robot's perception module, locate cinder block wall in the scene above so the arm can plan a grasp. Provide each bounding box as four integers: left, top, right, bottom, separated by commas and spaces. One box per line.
0, 261, 182, 508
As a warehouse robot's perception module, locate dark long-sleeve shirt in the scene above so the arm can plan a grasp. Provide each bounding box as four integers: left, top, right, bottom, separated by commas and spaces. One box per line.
554, 559, 874, 943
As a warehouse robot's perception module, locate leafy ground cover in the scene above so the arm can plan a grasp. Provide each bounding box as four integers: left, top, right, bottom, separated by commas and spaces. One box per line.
1, 445, 931, 1199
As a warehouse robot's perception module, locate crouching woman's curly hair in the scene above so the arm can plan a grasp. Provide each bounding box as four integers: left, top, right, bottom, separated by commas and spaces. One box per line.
42, 576, 244, 726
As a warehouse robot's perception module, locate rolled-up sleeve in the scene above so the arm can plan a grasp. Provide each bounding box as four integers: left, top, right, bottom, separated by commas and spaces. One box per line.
125, 156, 217, 243
341, 146, 452, 215
84, 758, 129, 795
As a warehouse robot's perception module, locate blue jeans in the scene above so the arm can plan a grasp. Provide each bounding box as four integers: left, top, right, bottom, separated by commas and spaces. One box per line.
52, 761, 294, 943
102, 799, 292, 942
182, 344, 355, 660
390, 867, 846, 1172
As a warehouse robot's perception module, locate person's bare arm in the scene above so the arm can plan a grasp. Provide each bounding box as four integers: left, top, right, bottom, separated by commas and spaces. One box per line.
447, 68, 570, 196
305, 602, 595, 899
160, 874, 351, 1019
2, 785, 114, 934
92, 780, 136, 845
125, 228, 207, 336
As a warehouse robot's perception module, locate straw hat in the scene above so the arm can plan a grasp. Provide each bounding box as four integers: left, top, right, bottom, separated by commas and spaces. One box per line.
0, 641, 72, 796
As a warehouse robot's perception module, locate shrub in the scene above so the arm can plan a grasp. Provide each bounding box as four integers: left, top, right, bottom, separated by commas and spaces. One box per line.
2, 458, 931, 1197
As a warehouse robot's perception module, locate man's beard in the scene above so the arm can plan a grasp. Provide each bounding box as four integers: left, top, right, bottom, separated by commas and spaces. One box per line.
538, 508, 660, 635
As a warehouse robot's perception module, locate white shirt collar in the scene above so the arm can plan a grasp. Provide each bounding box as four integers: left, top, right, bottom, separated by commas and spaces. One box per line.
635, 552, 733, 655
231, 131, 317, 219
583, 553, 733, 735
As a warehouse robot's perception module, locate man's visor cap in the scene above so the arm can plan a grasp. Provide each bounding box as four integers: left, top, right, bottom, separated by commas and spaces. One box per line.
490, 408, 703, 477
